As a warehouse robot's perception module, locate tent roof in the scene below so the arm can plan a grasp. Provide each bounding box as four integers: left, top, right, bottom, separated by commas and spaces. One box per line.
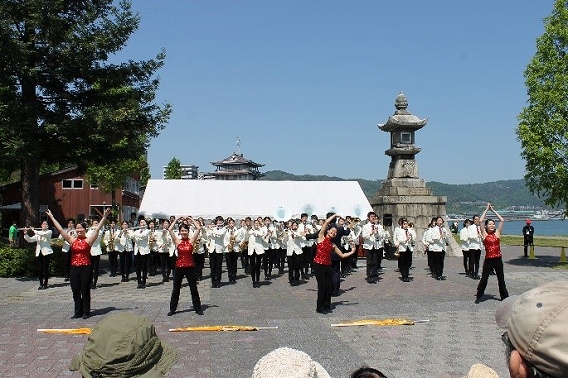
138, 180, 372, 221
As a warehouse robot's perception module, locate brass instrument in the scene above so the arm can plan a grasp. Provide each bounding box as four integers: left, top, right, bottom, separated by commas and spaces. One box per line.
227, 230, 236, 252
107, 227, 116, 252
149, 230, 157, 250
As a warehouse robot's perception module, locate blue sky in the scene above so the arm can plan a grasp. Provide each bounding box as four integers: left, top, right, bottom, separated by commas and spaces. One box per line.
114, 1, 553, 184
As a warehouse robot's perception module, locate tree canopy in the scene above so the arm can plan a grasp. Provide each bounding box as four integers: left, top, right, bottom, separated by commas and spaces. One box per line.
517, 0, 568, 216
0, 0, 170, 225
164, 157, 182, 179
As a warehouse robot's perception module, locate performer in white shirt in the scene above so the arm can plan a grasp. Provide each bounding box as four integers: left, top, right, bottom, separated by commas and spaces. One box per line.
393, 217, 416, 282
425, 216, 450, 280
157, 219, 174, 282
459, 219, 472, 277
224, 218, 243, 284
23, 220, 53, 290
147, 220, 160, 277
132, 219, 151, 289
113, 221, 133, 282
103, 219, 119, 277
59, 218, 76, 282
284, 221, 305, 286
209, 216, 227, 288
467, 214, 483, 279
361, 212, 387, 284
87, 217, 103, 289
298, 213, 314, 280
248, 219, 267, 288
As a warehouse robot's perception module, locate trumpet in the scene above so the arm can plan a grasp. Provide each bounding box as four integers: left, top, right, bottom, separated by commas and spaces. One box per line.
227, 231, 236, 252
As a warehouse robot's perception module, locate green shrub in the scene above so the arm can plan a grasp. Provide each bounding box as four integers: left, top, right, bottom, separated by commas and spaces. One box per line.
0, 241, 67, 278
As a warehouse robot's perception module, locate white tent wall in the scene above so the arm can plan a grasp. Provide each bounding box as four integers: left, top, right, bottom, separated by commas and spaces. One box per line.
138, 180, 373, 221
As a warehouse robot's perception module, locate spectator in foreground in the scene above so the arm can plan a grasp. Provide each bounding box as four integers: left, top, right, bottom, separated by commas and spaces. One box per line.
69, 312, 177, 377
495, 280, 568, 378
252, 347, 330, 378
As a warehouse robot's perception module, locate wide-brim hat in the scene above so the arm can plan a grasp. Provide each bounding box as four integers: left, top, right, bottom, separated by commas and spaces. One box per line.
252, 347, 330, 378
70, 312, 177, 378
495, 281, 568, 377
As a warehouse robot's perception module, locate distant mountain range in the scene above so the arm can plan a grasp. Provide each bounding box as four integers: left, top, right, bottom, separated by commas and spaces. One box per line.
261, 170, 545, 214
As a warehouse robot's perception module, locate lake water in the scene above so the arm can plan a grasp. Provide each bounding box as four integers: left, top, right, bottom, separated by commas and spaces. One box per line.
499, 219, 567, 237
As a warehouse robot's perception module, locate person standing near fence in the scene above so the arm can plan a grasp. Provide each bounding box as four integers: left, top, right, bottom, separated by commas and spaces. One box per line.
522, 219, 534, 258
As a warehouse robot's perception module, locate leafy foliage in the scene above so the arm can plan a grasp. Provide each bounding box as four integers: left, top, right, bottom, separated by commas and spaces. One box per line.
0, 0, 170, 225
517, 0, 568, 216
164, 157, 182, 179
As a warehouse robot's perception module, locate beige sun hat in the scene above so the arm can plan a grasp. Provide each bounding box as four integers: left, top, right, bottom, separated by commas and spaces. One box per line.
495, 280, 568, 378
252, 347, 330, 378
462, 363, 499, 378
69, 312, 177, 378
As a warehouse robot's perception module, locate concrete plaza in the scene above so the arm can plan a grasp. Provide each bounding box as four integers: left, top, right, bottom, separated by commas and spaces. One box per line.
1, 245, 567, 378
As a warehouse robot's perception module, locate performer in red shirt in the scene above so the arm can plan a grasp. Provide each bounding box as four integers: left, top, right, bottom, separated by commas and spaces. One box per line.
313, 213, 355, 314
167, 216, 203, 316
475, 203, 509, 303
47, 208, 110, 319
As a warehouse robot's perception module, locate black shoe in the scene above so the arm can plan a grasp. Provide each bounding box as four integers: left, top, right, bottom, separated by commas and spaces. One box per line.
42, 285, 48, 289
82, 313, 89, 319
316, 309, 327, 314
64, 277, 70, 282
91, 283, 97, 289
71, 314, 82, 319
38, 286, 44, 290
137, 284, 144, 289
440, 276, 446, 280
436, 276, 442, 281
167, 311, 175, 316
196, 309, 203, 315
474, 297, 481, 304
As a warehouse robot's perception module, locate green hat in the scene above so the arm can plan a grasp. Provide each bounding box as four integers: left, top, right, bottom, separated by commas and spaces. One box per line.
69, 312, 177, 377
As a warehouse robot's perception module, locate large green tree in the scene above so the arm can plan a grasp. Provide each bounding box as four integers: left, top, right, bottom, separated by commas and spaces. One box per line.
0, 0, 170, 226
517, 0, 568, 216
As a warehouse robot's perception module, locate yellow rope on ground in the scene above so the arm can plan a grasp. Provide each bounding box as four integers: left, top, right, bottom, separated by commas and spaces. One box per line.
37, 328, 92, 335
169, 325, 278, 332
331, 318, 426, 327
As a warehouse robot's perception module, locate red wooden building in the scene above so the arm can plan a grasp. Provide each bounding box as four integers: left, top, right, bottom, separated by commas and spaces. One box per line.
0, 166, 141, 227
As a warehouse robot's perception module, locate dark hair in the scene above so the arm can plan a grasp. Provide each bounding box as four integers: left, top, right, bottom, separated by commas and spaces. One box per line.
300, 213, 308, 218
66, 218, 76, 224
350, 366, 388, 378
430, 217, 437, 226
178, 223, 190, 231
326, 212, 335, 219
398, 217, 407, 226
463, 219, 471, 227
367, 211, 376, 219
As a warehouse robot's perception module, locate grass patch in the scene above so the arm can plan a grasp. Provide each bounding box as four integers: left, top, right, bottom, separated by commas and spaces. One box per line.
500, 235, 568, 248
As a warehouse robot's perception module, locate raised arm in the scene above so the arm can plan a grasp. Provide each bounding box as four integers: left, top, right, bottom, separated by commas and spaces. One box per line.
168, 217, 181, 246
478, 203, 490, 239
318, 213, 339, 241
490, 204, 505, 236
86, 208, 111, 246
46, 209, 74, 245
190, 217, 202, 246
332, 244, 355, 259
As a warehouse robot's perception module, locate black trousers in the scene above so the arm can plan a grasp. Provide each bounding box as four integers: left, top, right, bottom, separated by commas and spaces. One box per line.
108, 251, 118, 276
331, 259, 341, 295
431, 251, 446, 278
477, 257, 509, 300
468, 249, 481, 277
209, 253, 223, 284
263, 248, 274, 277
170, 266, 201, 313
135, 254, 148, 285
36, 254, 50, 287
302, 246, 312, 275
119, 251, 132, 278
365, 248, 381, 278
278, 248, 287, 273
398, 249, 413, 279
226, 251, 239, 281
462, 249, 470, 273
159, 253, 172, 279
64, 251, 71, 279
249, 253, 262, 284
194, 253, 205, 280
287, 252, 301, 283
90, 255, 100, 285
314, 262, 332, 312
70, 265, 92, 316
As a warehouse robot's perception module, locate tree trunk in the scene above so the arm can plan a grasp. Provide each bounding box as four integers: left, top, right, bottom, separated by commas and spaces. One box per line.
20, 157, 40, 227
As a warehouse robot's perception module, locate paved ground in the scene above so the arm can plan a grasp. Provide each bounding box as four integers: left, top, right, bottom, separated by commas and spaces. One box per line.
1, 245, 567, 378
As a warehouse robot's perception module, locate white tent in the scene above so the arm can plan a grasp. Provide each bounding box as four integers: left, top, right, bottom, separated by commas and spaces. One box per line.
138, 180, 373, 220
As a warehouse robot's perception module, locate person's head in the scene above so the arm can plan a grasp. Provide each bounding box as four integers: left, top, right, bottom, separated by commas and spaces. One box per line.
148, 220, 155, 229
263, 216, 271, 226
429, 217, 437, 227
495, 281, 568, 378
485, 219, 496, 233
311, 214, 319, 222
435, 216, 444, 227
121, 221, 129, 230
291, 221, 299, 231
41, 220, 49, 230
110, 220, 116, 228
526, 219, 532, 225
139, 219, 147, 229
227, 218, 235, 228
178, 223, 190, 238
301, 213, 308, 222
12, 219, 17, 225
162, 219, 170, 229
245, 217, 252, 226
69, 312, 177, 377
398, 218, 408, 229
463, 219, 471, 228
367, 212, 377, 222
350, 366, 388, 378
66, 218, 75, 228
251, 347, 330, 378
472, 215, 481, 226
326, 226, 338, 238
253, 219, 260, 228
75, 221, 89, 237
169, 215, 175, 223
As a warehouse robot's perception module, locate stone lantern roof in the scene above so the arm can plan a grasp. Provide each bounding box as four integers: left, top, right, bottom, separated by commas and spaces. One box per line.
377, 92, 428, 132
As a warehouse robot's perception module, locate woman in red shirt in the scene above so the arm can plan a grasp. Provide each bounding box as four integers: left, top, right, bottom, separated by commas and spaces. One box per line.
167, 216, 203, 316
313, 213, 355, 314
47, 208, 110, 319
475, 203, 509, 303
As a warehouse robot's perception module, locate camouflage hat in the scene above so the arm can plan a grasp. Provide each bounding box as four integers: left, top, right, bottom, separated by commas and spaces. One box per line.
70, 312, 177, 378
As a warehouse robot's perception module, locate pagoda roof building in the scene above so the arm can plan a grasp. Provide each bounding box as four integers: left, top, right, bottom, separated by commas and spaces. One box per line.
210, 153, 264, 180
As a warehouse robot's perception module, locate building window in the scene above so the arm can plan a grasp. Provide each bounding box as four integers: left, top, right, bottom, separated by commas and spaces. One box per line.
62, 179, 83, 189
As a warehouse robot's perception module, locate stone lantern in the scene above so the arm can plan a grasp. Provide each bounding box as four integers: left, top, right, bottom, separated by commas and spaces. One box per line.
371, 93, 459, 256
